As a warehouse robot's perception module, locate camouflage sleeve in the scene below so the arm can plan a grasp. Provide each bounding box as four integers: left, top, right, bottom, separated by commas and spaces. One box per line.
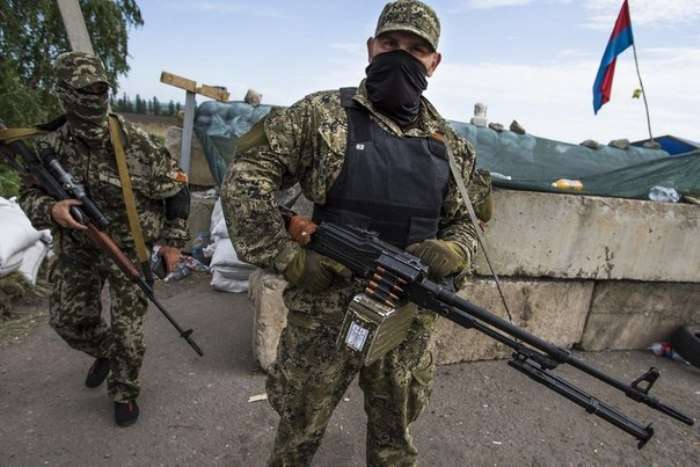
125, 120, 190, 248
220, 99, 318, 270
153, 142, 190, 249
438, 133, 479, 273
18, 185, 56, 231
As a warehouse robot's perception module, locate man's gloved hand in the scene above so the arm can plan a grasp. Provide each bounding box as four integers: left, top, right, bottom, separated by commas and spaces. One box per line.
283, 248, 352, 293
406, 239, 468, 280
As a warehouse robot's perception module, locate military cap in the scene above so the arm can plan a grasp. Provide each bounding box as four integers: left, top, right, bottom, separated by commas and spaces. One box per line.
54, 51, 109, 89
375, 0, 441, 51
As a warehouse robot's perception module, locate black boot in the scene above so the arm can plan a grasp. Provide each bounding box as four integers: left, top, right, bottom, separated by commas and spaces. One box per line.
114, 400, 140, 427
84, 357, 110, 388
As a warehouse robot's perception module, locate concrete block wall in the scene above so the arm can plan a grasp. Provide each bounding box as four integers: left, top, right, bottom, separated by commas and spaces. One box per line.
475, 190, 700, 282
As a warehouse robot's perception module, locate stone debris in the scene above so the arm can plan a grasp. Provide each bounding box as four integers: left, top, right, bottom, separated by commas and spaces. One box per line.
488, 122, 505, 133
509, 120, 526, 135
244, 88, 263, 106
580, 139, 601, 150
608, 138, 631, 150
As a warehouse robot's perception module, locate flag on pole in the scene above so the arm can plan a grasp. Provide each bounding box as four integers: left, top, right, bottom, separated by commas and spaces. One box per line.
592, 0, 634, 114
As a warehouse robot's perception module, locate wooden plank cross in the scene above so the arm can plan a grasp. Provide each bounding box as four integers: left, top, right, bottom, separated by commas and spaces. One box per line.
160, 71, 230, 176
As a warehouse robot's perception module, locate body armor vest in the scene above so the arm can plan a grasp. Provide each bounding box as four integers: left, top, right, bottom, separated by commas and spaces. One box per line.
313, 88, 450, 249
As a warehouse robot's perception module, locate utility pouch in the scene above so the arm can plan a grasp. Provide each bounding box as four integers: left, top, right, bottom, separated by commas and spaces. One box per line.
337, 293, 417, 366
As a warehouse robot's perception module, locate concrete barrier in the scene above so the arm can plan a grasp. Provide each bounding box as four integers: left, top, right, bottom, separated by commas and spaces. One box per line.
579, 281, 700, 351
246, 271, 594, 369
434, 278, 593, 364
248, 269, 287, 373
475, 190, 700, 283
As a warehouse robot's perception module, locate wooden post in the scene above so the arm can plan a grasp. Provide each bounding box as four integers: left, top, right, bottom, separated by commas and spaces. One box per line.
180, 91, 196, 174
56, 0, 95, 54
160, 71, 230, 176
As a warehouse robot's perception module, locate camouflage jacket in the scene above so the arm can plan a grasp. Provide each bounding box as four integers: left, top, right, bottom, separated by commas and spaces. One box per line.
222, 82, 479, 276
19, 114, 189, 249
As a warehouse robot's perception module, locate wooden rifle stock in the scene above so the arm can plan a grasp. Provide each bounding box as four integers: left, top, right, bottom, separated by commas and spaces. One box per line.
85, 224, 141, 279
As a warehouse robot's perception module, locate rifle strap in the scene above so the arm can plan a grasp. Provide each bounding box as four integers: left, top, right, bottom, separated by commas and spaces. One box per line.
107, 115, 152, 282
442, 133, 514, 323
0, 127, 47, 144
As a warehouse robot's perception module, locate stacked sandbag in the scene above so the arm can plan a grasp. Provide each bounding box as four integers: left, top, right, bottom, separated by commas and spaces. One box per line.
207, 199, 256, 293
0, 197, 52, 284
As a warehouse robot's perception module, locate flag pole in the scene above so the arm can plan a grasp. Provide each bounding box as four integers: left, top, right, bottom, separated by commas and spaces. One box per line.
630, 37, 654, 142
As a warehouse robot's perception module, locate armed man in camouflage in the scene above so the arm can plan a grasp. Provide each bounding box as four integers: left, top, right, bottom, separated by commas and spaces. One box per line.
19, 52, 190, 427
222, 0, 482, 465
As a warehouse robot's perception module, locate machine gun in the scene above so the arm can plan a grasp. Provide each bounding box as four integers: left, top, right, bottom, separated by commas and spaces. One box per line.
281, 210, 694, 448
0, 122, 203, 357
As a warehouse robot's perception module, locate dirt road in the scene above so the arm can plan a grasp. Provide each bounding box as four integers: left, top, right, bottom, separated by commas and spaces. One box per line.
1, 274, 698, 466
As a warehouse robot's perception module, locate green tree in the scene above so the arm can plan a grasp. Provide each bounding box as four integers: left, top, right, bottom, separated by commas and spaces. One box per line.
167, 100, 175, 116
135, 94, 147, 114
0, 0, 143, 127
152, 96, 160, 116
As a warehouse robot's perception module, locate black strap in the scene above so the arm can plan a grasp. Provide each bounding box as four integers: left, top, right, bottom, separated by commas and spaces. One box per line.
339, 87, 371, 143
37, 115, 68, 132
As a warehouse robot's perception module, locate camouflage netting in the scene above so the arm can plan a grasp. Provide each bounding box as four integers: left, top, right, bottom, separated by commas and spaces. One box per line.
194, 100, 700, 201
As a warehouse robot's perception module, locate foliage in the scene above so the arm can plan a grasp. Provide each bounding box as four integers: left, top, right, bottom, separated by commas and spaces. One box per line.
112, 94, 180, 117
0, 0, 144, 127
0, 162, 21, 197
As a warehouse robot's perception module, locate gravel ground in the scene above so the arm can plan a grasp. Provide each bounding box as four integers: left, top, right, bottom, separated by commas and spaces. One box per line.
1, 274, 698, 466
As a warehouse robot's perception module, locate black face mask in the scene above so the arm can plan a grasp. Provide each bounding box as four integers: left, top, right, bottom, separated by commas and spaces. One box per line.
365, 49, 429, 127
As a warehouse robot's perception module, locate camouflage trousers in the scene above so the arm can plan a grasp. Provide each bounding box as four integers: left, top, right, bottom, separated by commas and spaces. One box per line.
49, 235, 148, 402
266, 285, 438, 467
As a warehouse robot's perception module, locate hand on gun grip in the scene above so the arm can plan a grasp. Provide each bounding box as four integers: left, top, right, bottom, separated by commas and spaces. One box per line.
283, 248, 351, 293
50, 199, 87, 230
406, 239, 467, 280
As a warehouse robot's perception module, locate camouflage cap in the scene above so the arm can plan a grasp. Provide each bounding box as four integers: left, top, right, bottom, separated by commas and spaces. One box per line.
54, 51, 109, 89
375, 0, 441, 51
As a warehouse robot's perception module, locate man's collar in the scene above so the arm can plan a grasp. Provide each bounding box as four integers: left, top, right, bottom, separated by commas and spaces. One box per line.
351, 80, 442, 137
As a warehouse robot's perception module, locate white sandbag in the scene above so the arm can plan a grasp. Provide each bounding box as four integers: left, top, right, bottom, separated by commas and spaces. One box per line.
210, 269, 249, 293
212, 264, 254, 281
0, 197, 42, 265
0, 250, 23, 278
19, 239, 51, 286
210, 199, 229, 241
210, 238, 255, 272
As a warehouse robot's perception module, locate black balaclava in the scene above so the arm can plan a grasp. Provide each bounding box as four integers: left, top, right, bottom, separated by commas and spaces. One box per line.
365, 49, 429, 127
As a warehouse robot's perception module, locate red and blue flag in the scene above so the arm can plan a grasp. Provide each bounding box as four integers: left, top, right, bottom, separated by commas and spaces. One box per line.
593, 0, 634, 114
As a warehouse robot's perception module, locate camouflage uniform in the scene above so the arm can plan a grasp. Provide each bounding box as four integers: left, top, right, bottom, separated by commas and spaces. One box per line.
221, 1, 479, 465
19, 52, 189, 403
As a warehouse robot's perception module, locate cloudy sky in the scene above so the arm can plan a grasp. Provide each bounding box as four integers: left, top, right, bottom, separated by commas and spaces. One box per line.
119, 0, 700, 144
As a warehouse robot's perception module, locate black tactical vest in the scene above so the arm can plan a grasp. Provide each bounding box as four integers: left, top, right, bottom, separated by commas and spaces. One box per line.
312, 88, 450, 249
